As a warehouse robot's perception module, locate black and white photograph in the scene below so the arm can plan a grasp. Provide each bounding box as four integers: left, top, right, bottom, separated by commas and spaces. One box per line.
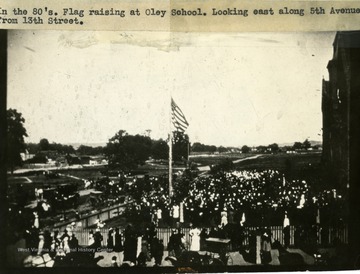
3, 30, 360, 271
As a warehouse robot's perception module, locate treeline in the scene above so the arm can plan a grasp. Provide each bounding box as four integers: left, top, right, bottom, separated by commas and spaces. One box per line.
191, 142, 236, 153
191, 139, 321, 154
25, 130, 190, 170
190, 142, 279, 154
105, 130, 189, 170
26, 139, 76, 155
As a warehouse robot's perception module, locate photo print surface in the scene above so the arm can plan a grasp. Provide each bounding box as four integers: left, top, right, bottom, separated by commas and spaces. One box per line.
5, 30, 358, 270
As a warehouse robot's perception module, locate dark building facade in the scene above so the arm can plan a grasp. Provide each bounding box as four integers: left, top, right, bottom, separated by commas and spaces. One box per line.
322, 31, 360, 267
322, 31, 360, 194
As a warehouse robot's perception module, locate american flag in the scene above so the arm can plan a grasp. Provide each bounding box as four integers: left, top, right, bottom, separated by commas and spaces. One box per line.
171, 98, 189, 132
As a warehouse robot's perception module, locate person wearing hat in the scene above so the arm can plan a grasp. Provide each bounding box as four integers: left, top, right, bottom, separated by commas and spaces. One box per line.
167, 229, 177, 257
174, 228, 186, 257
68, 231, 79, 251
123, 225, 137, 264
107, 228, 114, 251
199, 228, 209, 251
94, 229, 103, 249
261, 230, 272, 264
113, 227, 123, 253
154, 239, 164, 266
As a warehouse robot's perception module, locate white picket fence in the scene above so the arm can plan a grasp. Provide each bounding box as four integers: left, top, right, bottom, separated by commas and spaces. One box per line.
55, 225, 347, 248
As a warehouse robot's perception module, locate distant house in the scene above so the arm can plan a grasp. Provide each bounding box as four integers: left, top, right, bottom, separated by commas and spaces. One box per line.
55, 156, 68, 166
66, 154, 81, 165
89, 159, 98, 165
20, 149, 35, 161
80, 156, 91, 165
40, 150, 59, 160
80, 155, 108, 166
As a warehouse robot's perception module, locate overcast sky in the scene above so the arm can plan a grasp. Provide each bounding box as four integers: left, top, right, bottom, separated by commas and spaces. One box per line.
7, 31, 335, 147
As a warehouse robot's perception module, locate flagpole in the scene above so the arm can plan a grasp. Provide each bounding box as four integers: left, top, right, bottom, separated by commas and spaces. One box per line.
169, 96, 189, 197
169, 97, 173, 197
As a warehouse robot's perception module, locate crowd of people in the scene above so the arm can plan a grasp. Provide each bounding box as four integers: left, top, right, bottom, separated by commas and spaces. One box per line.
182, 170, 310, 225
125, 169, 346, 228
7, 174, 129, 242
8, 166, 348, 267
22, 221, 165, 267
23, 222, 91, 267
9, 168, 346, 237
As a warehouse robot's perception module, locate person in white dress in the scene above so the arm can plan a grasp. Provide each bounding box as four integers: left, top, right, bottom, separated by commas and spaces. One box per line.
156, 208, 162, 226
283, 212, 290, 248
62, 236, 71, 254
33, 212, 39, 228
220, 209, 228, 227
189, 227, 201, 251
38, 188, 43, 200
88, 232, 95, 246
37, 234, 45, 255
172, 204, 180, 227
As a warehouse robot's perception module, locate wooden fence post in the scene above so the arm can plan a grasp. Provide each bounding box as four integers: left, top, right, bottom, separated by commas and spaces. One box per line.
256, 235, 261, 264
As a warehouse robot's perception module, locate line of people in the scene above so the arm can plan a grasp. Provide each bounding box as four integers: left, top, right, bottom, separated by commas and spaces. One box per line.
23, 221, 165, 267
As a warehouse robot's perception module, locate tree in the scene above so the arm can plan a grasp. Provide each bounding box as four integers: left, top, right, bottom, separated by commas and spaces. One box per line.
35, 138, 77, 154
7, 109, 28, 173
26, 142, 39, 154
218, 146, 227, 153
303, 139, 311, 150
51, 142, 76, 154
241, 145, 251, 154
293, 142, 303, 150
257, 145, 267, 153
191, 142, 217, 153
151, 139, 168, 160
39, 138, 50, 151
105, 130, 152, 170
191, 142, 204, 152
29, 153, 48, 164
268, 143, 279, 153
77, 145, 103, 155
172, 131, 189, 162
209, 145, 217, 153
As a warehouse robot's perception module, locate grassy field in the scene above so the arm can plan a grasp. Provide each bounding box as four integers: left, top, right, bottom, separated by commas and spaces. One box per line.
233, 152, 321, 171
190, 153, 251, 166
132, 152, 322, 178
189, 152, 321, 170
8, 152, 322, 184
58, 168, 105, 180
